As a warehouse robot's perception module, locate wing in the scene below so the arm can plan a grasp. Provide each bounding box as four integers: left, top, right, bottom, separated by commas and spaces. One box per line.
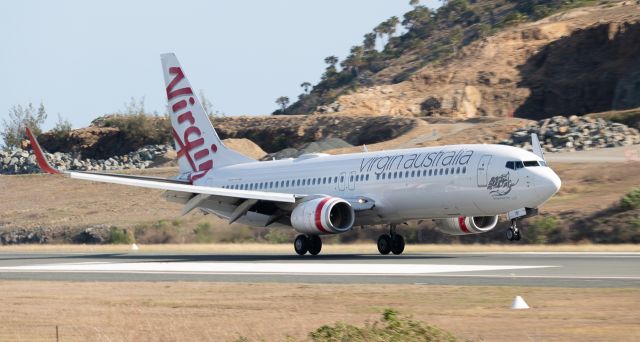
25, 128, 296, 205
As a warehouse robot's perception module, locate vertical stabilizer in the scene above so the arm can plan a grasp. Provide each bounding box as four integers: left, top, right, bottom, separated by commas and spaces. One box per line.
160, 53, 253, 182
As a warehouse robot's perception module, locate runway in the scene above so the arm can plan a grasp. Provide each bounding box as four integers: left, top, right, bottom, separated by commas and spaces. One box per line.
0, 251, 638, 287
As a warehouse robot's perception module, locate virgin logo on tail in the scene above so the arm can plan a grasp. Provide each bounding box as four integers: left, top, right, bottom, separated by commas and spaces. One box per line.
166, 66, 216, 181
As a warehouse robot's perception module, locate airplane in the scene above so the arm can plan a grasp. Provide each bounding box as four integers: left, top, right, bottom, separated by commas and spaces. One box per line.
26, 53, 561, 255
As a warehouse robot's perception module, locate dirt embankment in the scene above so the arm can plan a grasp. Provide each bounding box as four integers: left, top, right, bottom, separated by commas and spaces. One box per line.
37, 115, 421, 159
328, 3, 640, 119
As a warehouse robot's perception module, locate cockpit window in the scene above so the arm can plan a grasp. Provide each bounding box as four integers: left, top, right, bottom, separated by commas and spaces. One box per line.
523, 161, 540, 167
505, 161, 524, 169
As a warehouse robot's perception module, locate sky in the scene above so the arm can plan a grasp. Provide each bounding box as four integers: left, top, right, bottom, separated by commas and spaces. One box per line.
0, 0, 439, 131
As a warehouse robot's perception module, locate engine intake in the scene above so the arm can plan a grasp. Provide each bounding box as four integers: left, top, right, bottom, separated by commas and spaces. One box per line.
290, 197, 355, 234
435, 215, 499, 235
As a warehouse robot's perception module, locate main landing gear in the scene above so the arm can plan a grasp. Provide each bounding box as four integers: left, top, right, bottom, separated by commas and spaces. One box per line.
294, 234, 322, 255
506, 219, 522, 241
377, 224, 405, 255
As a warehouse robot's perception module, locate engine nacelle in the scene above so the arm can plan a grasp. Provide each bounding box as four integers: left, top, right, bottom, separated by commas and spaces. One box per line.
290, 197, 355, 234
435, 215, 499, 236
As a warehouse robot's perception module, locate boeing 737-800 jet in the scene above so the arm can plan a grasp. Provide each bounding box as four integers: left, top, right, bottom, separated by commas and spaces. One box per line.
27, 53, 561, 255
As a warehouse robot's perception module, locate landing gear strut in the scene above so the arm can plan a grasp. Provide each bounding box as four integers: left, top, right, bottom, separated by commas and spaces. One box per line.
294, 234, 322, 255
377, 224, 405, 255
506, 219, 522, 241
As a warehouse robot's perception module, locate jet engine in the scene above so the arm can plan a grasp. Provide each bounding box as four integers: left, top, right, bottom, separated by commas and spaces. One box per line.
435, 215, 499, 235
290, 197, 355, 234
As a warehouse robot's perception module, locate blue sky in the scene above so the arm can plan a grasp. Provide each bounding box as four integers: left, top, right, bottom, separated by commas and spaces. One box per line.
0, 0, 439, 130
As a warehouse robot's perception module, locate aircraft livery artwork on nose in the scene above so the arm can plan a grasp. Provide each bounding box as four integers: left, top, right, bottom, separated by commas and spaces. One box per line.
26, 53, 562, 255
487, 173, 519, 198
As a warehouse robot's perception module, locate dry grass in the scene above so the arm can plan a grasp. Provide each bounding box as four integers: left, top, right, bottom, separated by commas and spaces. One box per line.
0, 281, 638, 341
1, 243, 639, 254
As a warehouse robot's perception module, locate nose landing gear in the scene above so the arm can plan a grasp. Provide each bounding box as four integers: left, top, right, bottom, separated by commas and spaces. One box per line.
377, 224, 405, 255
506, 219, 521, 241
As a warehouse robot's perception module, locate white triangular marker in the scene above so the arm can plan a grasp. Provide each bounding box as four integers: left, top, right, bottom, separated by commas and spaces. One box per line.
131, 243, 139, 251
511, 296, 530, 309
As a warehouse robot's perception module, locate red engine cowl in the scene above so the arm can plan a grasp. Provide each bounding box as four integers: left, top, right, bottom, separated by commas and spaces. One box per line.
435, 215, 499, 235
290, 197, 355, 234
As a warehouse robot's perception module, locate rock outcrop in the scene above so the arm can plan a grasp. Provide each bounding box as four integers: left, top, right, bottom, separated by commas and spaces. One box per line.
502, 115, 640, 152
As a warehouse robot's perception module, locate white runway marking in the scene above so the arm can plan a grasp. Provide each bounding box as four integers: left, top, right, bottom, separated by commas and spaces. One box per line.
0, 262, 554, 275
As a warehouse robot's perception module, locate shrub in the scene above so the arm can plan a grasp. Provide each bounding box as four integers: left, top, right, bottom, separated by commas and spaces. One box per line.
310, 309, 460, 342
99, 113, 171, 150
108, 227, 135, 244
194, 222, 214, 243
264, 230, 290, 244
621, 188, 640, 211
526, 216, 558, 244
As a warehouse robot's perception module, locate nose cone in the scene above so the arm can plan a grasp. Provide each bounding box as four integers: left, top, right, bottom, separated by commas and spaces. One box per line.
536, 170, 561, 200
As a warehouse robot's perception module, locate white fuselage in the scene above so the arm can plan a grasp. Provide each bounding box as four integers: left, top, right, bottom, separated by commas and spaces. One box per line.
195, 144, 561, 228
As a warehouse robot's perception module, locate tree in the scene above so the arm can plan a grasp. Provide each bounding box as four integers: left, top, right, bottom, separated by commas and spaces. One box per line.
363, 32, 377, 51
324, 55, 339, 68
300, 82, 312, 94
120, 96, 145, 115
386, 16, 400, 38
275, 96, 290, 112
410, 0, 420, 6
199, 90, 215, 116
1, 102, 47, 149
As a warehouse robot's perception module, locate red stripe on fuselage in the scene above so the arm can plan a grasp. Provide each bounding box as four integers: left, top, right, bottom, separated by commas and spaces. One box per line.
315, 197, 332, 233
458, 216, 470, 234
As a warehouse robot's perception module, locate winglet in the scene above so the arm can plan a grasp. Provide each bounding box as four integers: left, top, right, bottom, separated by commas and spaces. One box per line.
531, 133, 545, 161
25, 127, 61, 174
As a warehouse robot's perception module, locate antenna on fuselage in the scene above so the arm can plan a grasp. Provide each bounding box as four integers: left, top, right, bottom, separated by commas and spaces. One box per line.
362, 144, 369, 152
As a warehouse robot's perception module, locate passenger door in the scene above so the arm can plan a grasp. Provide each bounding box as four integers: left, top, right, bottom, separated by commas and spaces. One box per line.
338, 172, 346, 191
477, 155, 492, 187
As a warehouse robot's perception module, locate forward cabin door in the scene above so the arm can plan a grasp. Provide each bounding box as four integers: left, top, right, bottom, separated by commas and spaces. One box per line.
477, 155, 492, 187
338, 171, 346, 191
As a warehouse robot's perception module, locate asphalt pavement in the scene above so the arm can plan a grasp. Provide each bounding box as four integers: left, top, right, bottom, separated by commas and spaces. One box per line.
0, 251, 638, 287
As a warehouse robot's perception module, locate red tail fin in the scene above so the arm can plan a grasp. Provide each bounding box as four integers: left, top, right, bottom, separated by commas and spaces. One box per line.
25, 127, 60, 174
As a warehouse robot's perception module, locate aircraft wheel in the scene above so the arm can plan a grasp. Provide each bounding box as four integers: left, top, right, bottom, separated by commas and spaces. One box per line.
391, 234, 405, 255
514, 231, 522, 241
506, 228, 515, 241
377, 234, 392, 255
308, 235, 322, 255
294, 235, 309, 255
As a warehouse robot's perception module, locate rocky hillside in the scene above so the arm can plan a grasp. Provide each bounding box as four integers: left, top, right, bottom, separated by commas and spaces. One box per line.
283, 1, 640, 120
38, 114, 420, 159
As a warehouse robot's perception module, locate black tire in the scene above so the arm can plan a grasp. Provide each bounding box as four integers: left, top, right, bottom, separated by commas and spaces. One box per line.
377, 234, 392, 255
308, 235, 322, 255
391, 234, 405, 255
506, 229, 515, 241
294, 235, 309, 255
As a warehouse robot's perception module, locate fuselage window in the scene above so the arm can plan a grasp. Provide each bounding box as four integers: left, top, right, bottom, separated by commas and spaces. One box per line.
350, 175, 353, 182
428, 169, 431, 176
328, 177, 331, 184
405, 171, 409, 178
311, 178, 315, 185
439, 169, 443, 175
366, 174, 370, 181
456, 167, 460, 174
445, 168, 449, 175
322, 177, 326, 184
411, 170, 415, 177
381, 173, 386, 180
334, 176, 338, 183
340, 175, 344, 182
462, 166, 467, 173
399, 172, 403, 179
